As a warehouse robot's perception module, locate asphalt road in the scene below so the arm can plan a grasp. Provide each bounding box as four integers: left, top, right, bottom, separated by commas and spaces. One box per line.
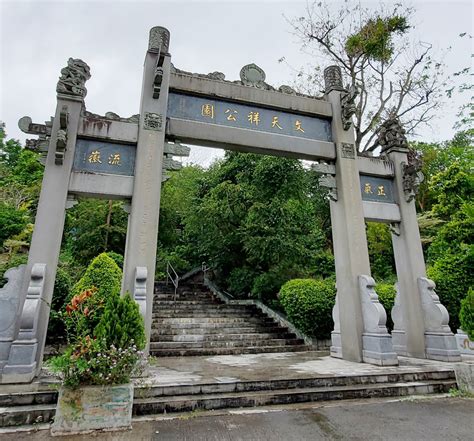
1, 397, 472, 441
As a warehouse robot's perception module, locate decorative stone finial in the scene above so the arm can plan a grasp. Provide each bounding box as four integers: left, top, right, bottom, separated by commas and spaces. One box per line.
240, 63, 266, 88
56, 58, 91, 98
377, 117, 409, 154
324, 66, 344, 93
149, 26, 170, 53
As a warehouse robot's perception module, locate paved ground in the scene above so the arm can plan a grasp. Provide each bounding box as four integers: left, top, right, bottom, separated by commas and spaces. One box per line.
1, 396, 472, 440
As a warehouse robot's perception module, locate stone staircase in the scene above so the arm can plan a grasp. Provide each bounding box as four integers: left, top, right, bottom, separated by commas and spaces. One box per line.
0, 369, 457, 427
150, 280, 310, 356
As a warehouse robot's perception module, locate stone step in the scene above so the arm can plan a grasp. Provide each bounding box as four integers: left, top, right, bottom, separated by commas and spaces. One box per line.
149, 344, 311, 356
154, 332, 297, 342
149, 339, 305, 350
0, 371, 456, 427
152, 308, 262, 319
153, 300, 223, 307
151, 326, 289, 334
154, 294, 215, 301
156, 317, 275, 325
133, 379, 456, 415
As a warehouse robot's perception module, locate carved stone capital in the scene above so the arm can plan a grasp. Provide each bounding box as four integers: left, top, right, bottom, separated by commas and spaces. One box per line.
149, 26, 170, 53
324, 65, 344, 93
56, 58, 91, 99
377, 117, 409, 154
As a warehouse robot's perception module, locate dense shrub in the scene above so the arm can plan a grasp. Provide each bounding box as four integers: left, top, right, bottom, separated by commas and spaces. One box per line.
66, 253, 122, 340
427, 247, 473, 331
459, 288, 474, 340
0, 203, 28, 247
105, 251, 124, 269
311, 251, 335, 279
279, 278, 336, 339
95, 292, 145, 350
375, 282, 396, 331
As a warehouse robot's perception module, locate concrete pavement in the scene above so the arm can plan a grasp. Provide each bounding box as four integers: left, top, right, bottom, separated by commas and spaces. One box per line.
1, 396, 471, 440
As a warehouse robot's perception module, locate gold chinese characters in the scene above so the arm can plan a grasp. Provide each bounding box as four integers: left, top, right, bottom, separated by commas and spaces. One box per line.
199, 102, 306, 134
87, 150, 122, 167
364, 182, 387, 197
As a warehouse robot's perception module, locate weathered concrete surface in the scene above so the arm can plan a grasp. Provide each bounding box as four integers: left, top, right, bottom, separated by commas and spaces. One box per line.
454, 362, 474, 393
2, 397, 472, 440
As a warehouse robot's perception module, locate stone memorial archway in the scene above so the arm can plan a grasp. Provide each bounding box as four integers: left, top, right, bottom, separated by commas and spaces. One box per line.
0, 26, 460, 384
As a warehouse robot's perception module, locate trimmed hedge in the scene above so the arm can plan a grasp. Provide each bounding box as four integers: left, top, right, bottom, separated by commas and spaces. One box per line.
279, 278, 336, 339
460, 287, 474, 340
66, 253, 123, 340
427, 248, 473, 331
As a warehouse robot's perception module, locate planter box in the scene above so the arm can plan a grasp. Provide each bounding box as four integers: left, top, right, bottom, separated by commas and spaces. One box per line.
51, 383, 133, 436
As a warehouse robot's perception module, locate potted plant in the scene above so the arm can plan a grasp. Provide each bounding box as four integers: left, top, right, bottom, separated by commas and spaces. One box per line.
48, 253, 145, 435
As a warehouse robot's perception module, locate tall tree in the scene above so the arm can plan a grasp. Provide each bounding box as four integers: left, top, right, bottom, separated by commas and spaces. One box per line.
287, 1, 448, 151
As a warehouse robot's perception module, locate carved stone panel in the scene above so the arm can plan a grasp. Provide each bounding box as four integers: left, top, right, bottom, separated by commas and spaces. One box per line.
340, 143, 355, 159
148, 26, 170, 53
143, 112, 163, 131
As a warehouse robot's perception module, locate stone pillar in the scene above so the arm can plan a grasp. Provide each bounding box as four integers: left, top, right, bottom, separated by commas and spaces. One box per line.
2, 59, 90, 383
121, 27, 171, 345
324, 66, 369, 363
385, 124, 460, 361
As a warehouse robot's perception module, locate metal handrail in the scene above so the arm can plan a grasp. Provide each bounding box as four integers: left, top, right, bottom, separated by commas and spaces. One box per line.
166, 261, 179, 301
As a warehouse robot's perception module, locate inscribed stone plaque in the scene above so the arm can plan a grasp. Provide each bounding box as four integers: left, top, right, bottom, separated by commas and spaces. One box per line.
73, 139, 136, 176
340, 143, 355, 159
167, 93, 333, 142
360, 175, 396, 204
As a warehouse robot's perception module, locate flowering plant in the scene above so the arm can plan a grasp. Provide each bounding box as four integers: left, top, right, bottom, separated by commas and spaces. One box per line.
48, 286, 146, 389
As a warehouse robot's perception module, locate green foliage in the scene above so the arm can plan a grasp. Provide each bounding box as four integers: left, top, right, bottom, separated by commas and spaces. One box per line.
63, 199, 128, 264
310, 251, 335, 279
366, 222, 396, 280
459, 288, 474, 340
95, 292, 145, 350
428, 248, 474, 331
279, 278, 336, 339
105, 251, 124, 269
182, 152, 330, 302
0, 202, 28, 247
430, 163, 473, 220
47, 266, 72, 344
375, 283, 396, 331
346, 15, 409, 62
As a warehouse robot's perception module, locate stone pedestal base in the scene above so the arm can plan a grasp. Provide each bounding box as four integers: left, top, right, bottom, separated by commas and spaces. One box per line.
391, 330, 408, 356
425, 332, 461, 362
330, 331, 342, 358
1, 340, 38, 383
362, 333, 398, 366
454, 362, 474, 393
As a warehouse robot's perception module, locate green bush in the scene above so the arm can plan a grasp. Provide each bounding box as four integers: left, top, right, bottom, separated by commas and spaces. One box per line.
460, 288, 474, 340
375, 282, 396, 331
251, 270, 289, 303
279, 278, 336, 339
427, 247, 473, 331
66, 253, 122, 340
311, 251, 335, 279
95, 292, 145, 350
105, 251, 124, 269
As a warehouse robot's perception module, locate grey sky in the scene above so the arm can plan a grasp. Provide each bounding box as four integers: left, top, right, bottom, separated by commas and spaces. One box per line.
1, 0, 472, 166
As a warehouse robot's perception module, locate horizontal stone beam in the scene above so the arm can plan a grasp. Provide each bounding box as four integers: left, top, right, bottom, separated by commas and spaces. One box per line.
167, 118, 336, 161
68, 171, 134, 199
363, 201, 401, 223
78, 117, 138, 144
357, 156, 395, 177
170, 72, 332, 118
